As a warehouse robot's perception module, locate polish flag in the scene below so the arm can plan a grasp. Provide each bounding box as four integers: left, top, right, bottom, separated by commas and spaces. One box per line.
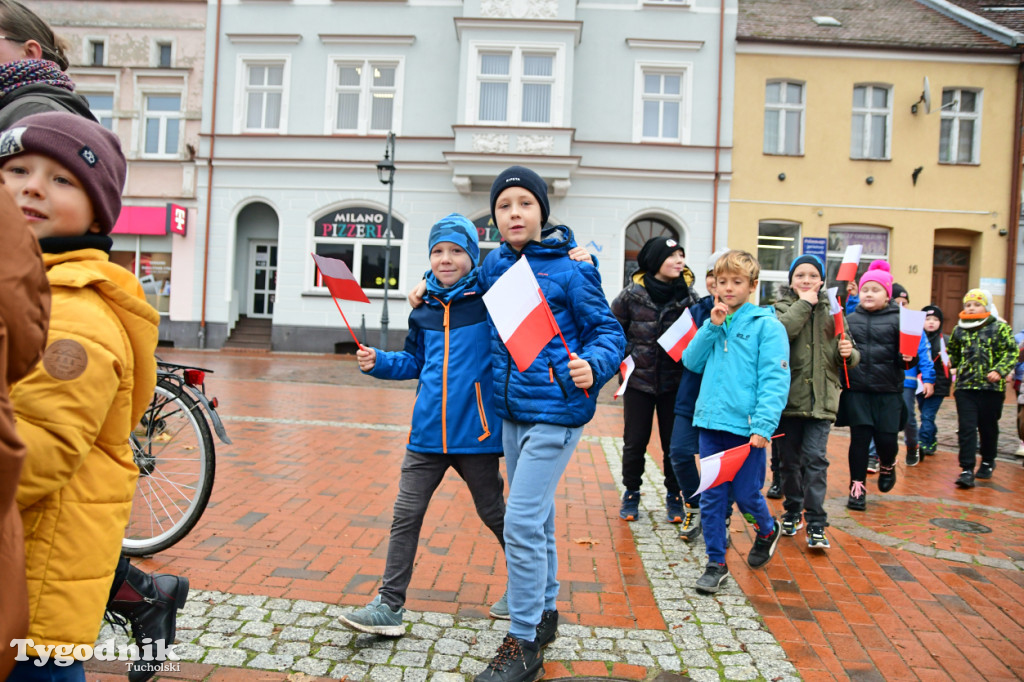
899, 307, 927, 357
938, 336, 951, 378
826, 287, 844, 336
836, 244, 863, 282
312, 253, 369, 303
916, 374, 925, 395
613, 356, 635, 399
483, 257, 559, 372
691, 443, 752, 498
658, 308, 697, 362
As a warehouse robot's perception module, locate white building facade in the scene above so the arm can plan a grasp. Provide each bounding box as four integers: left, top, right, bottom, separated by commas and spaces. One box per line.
188, 0, 737, 351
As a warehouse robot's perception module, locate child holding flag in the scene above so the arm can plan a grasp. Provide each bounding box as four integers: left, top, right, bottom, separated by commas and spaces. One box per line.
682, 250, 789, 594
773, 255, 858, 549
611, 236, 698, 523
948, 289, 1016, 488
474, 166, 625, 682
892, 284, 935, 468
339, 213, 509, 635
918, 305, 951, 458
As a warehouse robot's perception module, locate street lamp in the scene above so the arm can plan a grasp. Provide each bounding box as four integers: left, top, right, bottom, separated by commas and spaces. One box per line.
376, 132, 396, 349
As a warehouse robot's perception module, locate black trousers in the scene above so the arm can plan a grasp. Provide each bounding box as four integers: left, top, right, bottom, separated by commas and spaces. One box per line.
848, 425, 897, 483
954, 390, 1004, 470
621, 387, 680, 494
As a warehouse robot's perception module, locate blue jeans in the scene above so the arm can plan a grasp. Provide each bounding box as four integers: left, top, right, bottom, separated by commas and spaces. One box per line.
916, 394, 943, 451
501, 420, 583, 641
698, 429, 774, 564
7, 660, 85, 681
668, 414, 701, 504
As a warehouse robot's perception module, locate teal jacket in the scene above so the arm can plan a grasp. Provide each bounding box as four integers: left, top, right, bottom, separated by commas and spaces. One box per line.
682, 302, 790, 439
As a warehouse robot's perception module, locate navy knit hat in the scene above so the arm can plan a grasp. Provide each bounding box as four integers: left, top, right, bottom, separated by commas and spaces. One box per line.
489, 165, 550, 227
892, 282, 909, 303
0, 111, 126, 234
428, 213, 480, 266
788, 254, 824, 283
637, 236, 684, 274
922, 304, 944, 324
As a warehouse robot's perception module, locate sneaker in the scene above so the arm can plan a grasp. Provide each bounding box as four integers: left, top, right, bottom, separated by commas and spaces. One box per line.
679, 505, 702, 542
955, 470, 975, 488
780, 513, 803, 536
666, 493, 683, 523
847, 481, 866, 511
338, 595, 405, 636
765, 474, 782, 499
905, 445, 919, 467
878, 464, 897, 493
1016, 441, 1024, 456
489, 591, 509, 620
747, 519, 781, 568
535, 609, 558, 648
695, 562, 730, 593
725, 515, 732, 549
619, 490, 641, 521
866, 456, 879, 474
473, 634, 543, 682
807, 524, 830, 549
976, 461, 995, 479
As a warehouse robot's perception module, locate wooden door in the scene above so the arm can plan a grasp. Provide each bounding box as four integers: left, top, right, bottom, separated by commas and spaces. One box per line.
931, 247, 970, 335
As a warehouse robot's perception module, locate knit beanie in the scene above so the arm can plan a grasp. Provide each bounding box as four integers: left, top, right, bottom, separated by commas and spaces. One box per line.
922, 304, 944, 324
0, 111, 126, 234
963, 288, 990, 308
706, 249, 730, 274
891, 282, 909, 304
787, 254, 824, 283
858, 260, 893, 298
637, 236, 684, 274
489, 165, 550, 227
428, 212, 480, 266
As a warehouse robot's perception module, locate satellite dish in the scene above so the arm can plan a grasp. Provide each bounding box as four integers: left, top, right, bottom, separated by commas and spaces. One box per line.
922, 76, 931, 114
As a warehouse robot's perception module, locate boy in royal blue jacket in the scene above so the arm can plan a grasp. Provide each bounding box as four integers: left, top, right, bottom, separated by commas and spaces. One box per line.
341, 213, 507, 636
681, 250, 790, 594
474, 167, 625, 682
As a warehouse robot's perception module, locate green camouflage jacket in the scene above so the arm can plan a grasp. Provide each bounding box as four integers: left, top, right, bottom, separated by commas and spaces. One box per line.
948, 315, 1017, 393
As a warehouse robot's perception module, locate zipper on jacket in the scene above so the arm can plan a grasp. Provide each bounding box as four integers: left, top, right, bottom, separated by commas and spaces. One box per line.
434, 296, 451, 454
474, 382, 491, 441
548, 360, 569, 399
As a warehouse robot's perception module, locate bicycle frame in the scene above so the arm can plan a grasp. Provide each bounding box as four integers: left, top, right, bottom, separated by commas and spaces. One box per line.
156, 361, 232, 445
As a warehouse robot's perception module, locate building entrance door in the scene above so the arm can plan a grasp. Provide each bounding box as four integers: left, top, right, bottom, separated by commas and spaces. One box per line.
931, 246, 970, 335
249, 240, 277, 318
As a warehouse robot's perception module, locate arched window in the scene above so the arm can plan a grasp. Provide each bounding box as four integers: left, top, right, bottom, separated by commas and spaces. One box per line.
623, 217, 678, 287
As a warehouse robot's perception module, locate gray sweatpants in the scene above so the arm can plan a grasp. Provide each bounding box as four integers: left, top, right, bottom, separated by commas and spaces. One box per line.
778, 417, 831, 526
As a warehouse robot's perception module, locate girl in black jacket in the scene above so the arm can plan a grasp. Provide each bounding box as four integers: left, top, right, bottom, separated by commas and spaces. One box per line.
919, 305, 951, 456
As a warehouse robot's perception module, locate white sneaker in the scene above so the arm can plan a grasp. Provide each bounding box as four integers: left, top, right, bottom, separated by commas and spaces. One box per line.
1015, 441, 1024, 456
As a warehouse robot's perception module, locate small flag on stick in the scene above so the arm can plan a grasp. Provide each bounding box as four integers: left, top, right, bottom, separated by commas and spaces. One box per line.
613, 356, 635, 399
826, 287, 844, 337
483, 257, 560, 373
836, 244, 863, 282
311, 252, 369, 350
657, 308, 697, 362
939, 336, 951, 378
899, 307, 927, 357
690, 434, 785, 498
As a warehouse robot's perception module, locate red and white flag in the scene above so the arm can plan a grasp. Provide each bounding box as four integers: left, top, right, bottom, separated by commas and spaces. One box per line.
836, 244, 863, 282
899, 307, 927, 357
826, 286, 844, 336
312, 253, 370, 303
691, 443, 752, 498
916, 374, 926, 395
483, 257, 560, 372
658, 308, 697, 362
939, 336, 951, 378
613, 356, 635, 399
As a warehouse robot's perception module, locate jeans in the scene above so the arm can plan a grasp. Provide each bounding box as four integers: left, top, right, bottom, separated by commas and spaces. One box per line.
916, 394, 944, 451
954, 390, 1004, 470
667, 414, 701, 504
502, 420, 583, 641
698, 429, 774, 564
902, 386, 919, 448
778, 417, 831, 526
379, 450, 505, 610
621, 388, 680, 495
7, 660, 85, 682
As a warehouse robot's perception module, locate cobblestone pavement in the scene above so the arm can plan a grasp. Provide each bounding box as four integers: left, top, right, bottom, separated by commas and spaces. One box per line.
84, 350, 1024, 681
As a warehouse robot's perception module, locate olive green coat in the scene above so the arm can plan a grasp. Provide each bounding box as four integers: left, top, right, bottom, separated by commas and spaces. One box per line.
774, 287, 860, 421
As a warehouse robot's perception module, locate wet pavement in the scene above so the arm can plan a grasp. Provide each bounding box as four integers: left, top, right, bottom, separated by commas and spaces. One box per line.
84, 349, 1024, 681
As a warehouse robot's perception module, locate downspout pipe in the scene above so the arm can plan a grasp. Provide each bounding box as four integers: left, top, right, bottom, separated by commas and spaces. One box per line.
199, 0, 223, 348
711, 0, 725, 252
1006, 51, 1023, 328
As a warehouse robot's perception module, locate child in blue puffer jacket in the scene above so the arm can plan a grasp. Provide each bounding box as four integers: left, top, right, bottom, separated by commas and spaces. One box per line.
342, 213, 507, 636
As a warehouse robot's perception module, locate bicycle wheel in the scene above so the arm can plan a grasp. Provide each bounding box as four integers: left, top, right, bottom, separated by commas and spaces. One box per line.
123, 379, 216, 556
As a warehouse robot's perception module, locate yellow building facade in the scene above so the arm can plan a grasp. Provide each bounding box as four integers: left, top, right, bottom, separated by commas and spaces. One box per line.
730, 42, 1020, 329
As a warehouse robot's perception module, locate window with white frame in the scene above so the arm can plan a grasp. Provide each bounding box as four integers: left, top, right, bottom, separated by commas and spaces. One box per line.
333, 60, 398, 134
472, 46, 559, 126
312, 206, 404, 294
764, 80, 804, 155
87, 39, 105, 67
156, 42, 173, 68
83, 92, 114, 130
939, 88, 981, 164
142, 94, 181, 157
242, 61, 285, 132
638, 67, 684, 141
757, 220, 800, 306
851, 84, 891, 160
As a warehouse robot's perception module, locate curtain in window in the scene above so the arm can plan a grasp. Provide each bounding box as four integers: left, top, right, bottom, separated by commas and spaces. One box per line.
522, 84, 549, 123
479, 54, 509, 122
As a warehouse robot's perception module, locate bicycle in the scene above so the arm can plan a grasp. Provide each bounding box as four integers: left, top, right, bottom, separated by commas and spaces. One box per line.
122, 360, 232, 556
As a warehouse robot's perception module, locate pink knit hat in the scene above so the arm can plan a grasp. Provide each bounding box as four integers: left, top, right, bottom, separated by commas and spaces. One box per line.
858, 260, 893, 298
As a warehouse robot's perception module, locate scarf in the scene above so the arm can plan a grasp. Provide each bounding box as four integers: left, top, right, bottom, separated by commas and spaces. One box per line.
425, 267, 478, 304
957, 311, 993, 330
642, 273, 691, 306
39, 234, 113, 254
0, 59, 74, 99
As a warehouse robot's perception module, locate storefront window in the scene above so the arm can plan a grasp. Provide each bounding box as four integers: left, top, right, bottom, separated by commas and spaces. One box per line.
757, 220, 800, 306
312, 206, 403, 293
111, 249, 172, 314
826, 226, 890, 284
473, 214, 503, 264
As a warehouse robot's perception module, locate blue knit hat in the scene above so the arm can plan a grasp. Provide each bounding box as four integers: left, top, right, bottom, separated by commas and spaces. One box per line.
489, 165, 550, 227
428, 213, 480, 265
788, 254, 825, 283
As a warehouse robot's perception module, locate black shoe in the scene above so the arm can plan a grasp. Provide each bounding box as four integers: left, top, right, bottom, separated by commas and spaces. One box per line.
108, 565, 189, 682
806, 524, 830, 549
780, 512, 803, 536
866, 456, 879, 474
877, 464, 897, 493
976, 461, 995, 479
695, 562, 730, 593
747, 519, 781, 568
619, 489, 641, 521
905, 445, 919, 467
955, 470, 975, 488
766, 474, 782, 499
474, 634, 544, 682
847, 481, 866, 511
679, 505, 702, 542
535, 610, 558, 648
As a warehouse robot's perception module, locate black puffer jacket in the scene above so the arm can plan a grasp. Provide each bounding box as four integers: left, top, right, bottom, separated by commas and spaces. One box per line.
611, 273, 698, 395
845, 302, 917, 393
925, 329, 952, 397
